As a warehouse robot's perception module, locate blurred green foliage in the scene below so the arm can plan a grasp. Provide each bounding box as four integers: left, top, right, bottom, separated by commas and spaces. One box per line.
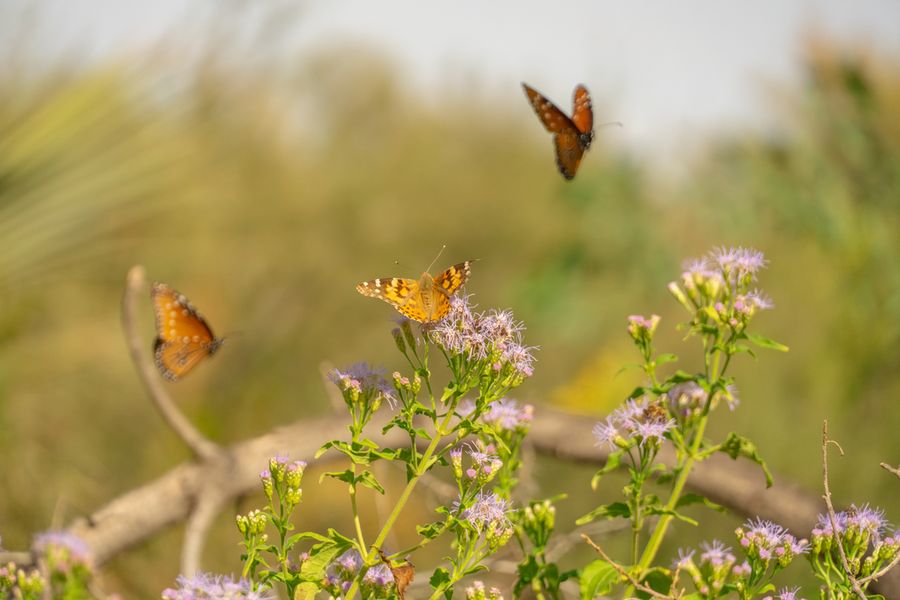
0, 34, 898, 597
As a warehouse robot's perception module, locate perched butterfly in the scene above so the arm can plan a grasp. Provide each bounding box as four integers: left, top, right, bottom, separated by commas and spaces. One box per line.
356, 261, 472, 323
375, 548, 415, 600
151, 282, 223, 381
522, 82, 594, 180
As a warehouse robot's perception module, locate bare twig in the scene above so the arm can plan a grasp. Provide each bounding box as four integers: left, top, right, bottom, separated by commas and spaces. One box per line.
581, 534, 674, 599
880, 462, 900, 481
859, 553, 900, 587
822, 420, 867, 600
182, 492, 227, 575
121, 266, 219, 460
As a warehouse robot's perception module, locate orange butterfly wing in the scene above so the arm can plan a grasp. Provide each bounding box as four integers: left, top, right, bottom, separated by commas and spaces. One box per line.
151, 283, 221, 381
429, 261, 472, 321
522, 83, 577, 135
356, 261, 473, 323
554, 131, 585, 180
571, 85, 593, 135
523, 82, 594, 179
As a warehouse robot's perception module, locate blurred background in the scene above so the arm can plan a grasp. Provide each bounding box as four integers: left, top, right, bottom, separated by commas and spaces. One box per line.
1, 0, 899, 596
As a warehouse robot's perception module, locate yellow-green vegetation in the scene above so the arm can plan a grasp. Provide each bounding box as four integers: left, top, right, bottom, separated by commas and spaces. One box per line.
0, 39, 898, 596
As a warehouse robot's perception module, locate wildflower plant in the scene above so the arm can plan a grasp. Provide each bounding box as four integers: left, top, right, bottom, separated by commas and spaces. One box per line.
808, 505, 899, 598
579, 247, 790, 597
671, 518, 809, 599
219, 294, 537, 600
0, 531, 94, 600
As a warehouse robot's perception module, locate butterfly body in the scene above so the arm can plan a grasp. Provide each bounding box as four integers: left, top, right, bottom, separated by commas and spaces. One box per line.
522, 82, 594, 180
356, 261, 472, 323
151, 282, 223, 381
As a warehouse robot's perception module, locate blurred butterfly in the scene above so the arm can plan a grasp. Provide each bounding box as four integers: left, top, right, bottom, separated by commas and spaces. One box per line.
356, 261, 472, 323
151, 282, 223, 381
522, 82, 594, 180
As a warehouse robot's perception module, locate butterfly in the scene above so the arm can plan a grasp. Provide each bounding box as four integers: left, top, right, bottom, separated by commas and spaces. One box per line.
356, 261, 472, 323
522, 82, 594, 180
151, 282, 224, 381
375, 548, 415, 600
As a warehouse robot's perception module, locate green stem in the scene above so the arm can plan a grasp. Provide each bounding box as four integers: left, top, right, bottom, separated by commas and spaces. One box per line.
344, 405, 459, 600
635, 409, 710, 572
350, 478, 367, 553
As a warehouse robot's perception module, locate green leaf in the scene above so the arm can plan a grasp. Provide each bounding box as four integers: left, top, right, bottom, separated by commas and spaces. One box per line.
416, 521, 446, 540
300, 540, 346, 580
676, 492, 725, 513
745, 332, 789, 352
591, 450, 624, 490
320, 468, 355, 485
429, 567, 451, 590
644, 506, 698, 526
356, 470, 386, 494
293, 582, 320, 600
666, 370, 700, 384
655, 353, 679, 365
576, 502, 631, 526
636, 568, 672, 599
719, 432, 774, 487
580, 559, 619, 599
515, 556, 538, 595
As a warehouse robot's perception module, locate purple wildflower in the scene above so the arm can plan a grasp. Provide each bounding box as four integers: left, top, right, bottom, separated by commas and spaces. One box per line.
627, 314, 660, 340
460, 491, 511, 530
763, 587, 804, 600
673, 548, 695, 569
328, 363, 396, 408
711, 247, 767, 283
745, 289, 774, 311
363, 563, 395, 588
593, 398, 674, 450
592, 417, 620, 449
482, 398, 534, 431
33, 531, 91, 563
699, 540, 735, 567
847, 504, 889, 538
732, 561, 751, 577
161, 573, 272, 599
428, 295, 536, 380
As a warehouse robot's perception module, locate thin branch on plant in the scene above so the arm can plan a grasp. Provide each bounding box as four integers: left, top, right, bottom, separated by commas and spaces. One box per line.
546, 519, 633, 563
581, 534, 675, 599
821, 420, 867, 600
880, 462, 900, 481
858, 552, 900, 587
121, 265, 219, 460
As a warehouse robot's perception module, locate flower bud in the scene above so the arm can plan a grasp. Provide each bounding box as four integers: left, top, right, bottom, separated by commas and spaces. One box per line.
400, 319, 416, 351
391, 328, 406, 353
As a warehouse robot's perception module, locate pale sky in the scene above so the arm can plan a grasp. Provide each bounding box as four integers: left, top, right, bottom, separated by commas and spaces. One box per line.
3, 0, 900, 158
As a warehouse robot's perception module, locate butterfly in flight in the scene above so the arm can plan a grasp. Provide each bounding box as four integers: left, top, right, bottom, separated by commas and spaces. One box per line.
522, 82, 594, 180
151, 282, 224, 381
356, 261, 473, 323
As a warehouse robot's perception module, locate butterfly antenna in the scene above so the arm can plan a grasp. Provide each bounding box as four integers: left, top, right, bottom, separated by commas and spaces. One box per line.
425, 244, 447, 273
220, 330, 244, 343
597, 121, 624, 129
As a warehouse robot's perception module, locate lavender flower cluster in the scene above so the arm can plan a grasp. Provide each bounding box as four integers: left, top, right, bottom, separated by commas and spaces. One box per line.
427, 295, 536, 381
669, 247, 774, 329
675, 518, 809, 598
161, 573, 272, 600
592, 397, 675, 450
324, 549, 395, 597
